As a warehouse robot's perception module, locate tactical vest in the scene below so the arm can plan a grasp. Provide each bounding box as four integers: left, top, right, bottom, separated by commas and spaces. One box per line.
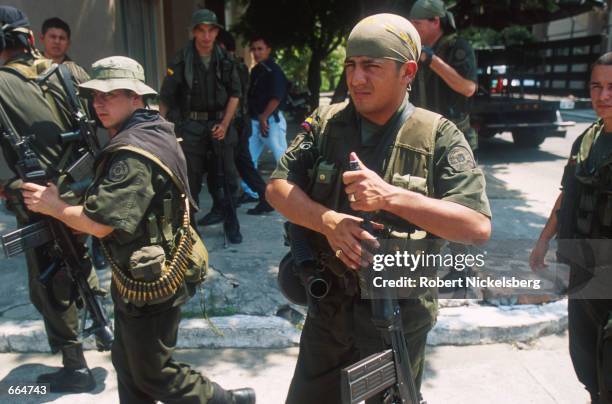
96, 145, 208, 306
1, 57, 75, 162
0, 56, 88, 216
414, 34, 472, 134
565, 121, 612, 239
304, 101, 444, 277
179, 43, 235, 116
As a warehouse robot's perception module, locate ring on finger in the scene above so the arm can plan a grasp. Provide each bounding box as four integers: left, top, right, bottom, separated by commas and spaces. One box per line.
348, 193, 356, 202
335, 249, 343, 258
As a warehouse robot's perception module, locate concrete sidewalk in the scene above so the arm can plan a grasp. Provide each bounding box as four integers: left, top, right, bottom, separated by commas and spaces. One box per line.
0, 332, 589, 404
0, 135, 571, 351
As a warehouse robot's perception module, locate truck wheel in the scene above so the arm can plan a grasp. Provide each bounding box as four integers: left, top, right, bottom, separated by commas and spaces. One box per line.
511, 130, 546, 148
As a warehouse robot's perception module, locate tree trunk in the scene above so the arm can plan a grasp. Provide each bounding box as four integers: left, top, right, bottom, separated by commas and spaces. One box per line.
331, 69, 348, 104
307, 48, 323, 108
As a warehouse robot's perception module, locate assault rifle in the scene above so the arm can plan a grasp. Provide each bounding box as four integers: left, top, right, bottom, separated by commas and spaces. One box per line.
340, 155, 419, 404
0, 64, 112, 351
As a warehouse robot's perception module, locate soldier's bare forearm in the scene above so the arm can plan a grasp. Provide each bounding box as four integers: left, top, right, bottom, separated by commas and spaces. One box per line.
383, 187, 491, 244
538, 192, 562, 243
429, 56, 476, 97
260, 98, 280, 121
221, 97, 239, 127
52, 205, 114, 239
266, 179, 339, 237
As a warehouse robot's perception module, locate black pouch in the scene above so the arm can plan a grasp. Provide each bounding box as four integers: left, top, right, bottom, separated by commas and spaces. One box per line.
309, 159, 338, 203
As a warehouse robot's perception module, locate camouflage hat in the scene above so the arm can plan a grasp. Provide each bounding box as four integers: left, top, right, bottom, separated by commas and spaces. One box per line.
78, 56, 156, 96
409, 0, 456, 30
191, 8, 223, 29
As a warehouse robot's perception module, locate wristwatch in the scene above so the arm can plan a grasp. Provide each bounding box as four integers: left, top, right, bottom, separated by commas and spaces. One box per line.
421, 46, 434, 67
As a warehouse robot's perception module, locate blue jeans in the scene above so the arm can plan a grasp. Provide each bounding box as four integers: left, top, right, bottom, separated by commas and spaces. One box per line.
241, 112, 287, 197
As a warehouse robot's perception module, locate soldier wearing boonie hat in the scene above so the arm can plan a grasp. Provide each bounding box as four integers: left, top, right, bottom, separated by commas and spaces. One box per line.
267, 12, 491, 404
408, 0, 479, 153
79, 56, 156, 97
28, 54, 256, 404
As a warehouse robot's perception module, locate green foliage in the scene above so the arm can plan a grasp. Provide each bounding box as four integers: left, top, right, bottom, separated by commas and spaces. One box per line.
501, 25, 535, 46
461, 25, 535, 48
275, 44, 345, 92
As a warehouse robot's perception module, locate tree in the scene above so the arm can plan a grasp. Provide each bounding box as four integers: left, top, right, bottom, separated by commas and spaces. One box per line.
234, 0, 412, 107
234, 0, 603, 106
234, 0, 357, 107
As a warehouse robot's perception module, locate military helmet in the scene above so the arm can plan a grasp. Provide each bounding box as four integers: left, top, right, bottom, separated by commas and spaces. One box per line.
79, 56, 157, 96
0, 6, 32, 53
191, 8, 223, 29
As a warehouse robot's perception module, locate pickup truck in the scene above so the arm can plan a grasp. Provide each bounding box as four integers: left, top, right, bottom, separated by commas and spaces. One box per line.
472, 34, 601, 148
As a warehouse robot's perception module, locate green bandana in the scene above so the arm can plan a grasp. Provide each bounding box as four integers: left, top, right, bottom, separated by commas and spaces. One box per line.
346, 13, 421, 63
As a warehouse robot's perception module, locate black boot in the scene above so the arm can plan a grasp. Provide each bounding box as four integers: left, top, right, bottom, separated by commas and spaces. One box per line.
230, 388, 256, 404
36, 367, 95, 393
209, 382, 256, 404
246, 200, 274, 215
224, 218, 243, 244
237, 193, 258, 205
198, 209, 224, 226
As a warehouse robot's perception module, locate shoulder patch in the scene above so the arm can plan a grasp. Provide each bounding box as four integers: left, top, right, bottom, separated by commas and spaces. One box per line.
108, 160, 129, 182
454, 48, 467, 61
166, 68, 174, 76
447, 146, 475, 172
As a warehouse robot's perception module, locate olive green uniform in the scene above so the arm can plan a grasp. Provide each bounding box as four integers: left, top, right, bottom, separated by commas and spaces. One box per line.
160, 42, 242, 211
0, 54, 98, 369
411, 34, 479, 151
62, 55, 90, 84
558, 120, 612, 403
83, 110, 215, 403
271, 98, 490, 403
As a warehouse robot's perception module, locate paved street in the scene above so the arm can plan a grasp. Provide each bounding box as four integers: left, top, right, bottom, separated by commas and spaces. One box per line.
0, 117, 598, 403
0, 332, 590, 404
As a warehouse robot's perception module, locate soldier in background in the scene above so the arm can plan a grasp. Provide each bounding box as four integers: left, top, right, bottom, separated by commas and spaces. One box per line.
39, 17, 89, 83
39, 16, 107, 269
160, 9, 243, 244
199, 29, 270, 226
408, 0, 479, 155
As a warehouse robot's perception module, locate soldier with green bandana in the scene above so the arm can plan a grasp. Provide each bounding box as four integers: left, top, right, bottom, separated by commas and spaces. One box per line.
409, 0, 479, 154
267, 13, 491, 404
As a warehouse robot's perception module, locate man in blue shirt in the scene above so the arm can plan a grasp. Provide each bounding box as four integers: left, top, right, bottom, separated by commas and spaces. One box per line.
242, 36, 287, 215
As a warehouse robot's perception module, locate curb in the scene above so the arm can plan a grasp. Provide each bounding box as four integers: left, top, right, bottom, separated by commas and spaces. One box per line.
428, 299, 567, 346
0, 300, 568, 352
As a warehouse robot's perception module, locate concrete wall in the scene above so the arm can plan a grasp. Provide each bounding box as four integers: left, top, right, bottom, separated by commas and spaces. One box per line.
2, 0, 123, 70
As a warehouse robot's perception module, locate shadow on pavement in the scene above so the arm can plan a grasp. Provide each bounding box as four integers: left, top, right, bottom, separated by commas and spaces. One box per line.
0, 363, 108, 403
